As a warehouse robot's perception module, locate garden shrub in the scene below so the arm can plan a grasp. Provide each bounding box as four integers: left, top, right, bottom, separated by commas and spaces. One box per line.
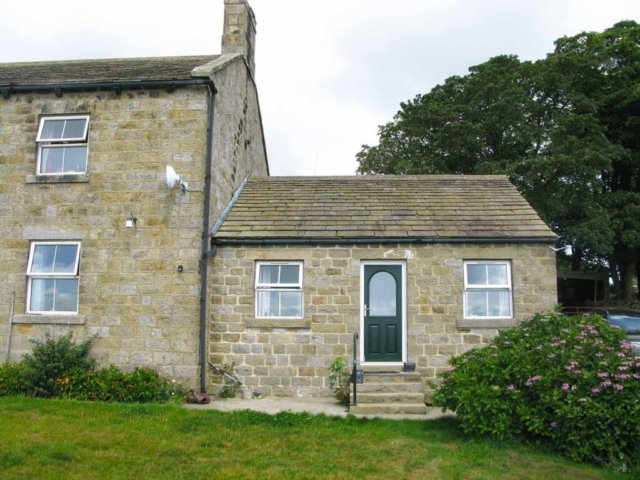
61, 365, 185, 403
328, 356, 350, 405
0, 334, 183, 403
0, 362, 28, 396
433, 311, 640, 469
21, 334, 96, 398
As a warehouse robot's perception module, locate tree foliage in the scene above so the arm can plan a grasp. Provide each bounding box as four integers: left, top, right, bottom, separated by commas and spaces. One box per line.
357, 21, 640, 300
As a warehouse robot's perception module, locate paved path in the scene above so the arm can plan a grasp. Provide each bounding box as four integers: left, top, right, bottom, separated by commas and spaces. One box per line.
184, 396, 455, 421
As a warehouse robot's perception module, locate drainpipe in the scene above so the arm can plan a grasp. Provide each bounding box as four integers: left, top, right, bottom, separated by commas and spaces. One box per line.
199, 85, 217, 393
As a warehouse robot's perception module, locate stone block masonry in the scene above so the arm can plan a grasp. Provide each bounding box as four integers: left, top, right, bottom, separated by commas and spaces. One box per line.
208, 243, 557, 397
0, 87, 210, 384
0, 74, 267, 386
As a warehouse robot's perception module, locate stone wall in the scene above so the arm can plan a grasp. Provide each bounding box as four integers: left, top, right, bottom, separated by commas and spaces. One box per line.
0, 77, 267, 386
209, 55, 269, 222
208, 243, 557, 397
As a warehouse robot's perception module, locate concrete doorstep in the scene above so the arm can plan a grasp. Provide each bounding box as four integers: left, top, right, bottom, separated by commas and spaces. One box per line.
183, 396, 455, 421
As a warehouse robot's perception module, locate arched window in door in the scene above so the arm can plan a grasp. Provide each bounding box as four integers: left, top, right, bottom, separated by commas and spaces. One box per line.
368, 271, 396, 316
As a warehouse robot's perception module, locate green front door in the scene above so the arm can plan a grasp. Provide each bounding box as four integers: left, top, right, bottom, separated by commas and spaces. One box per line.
364, 264, 403, 362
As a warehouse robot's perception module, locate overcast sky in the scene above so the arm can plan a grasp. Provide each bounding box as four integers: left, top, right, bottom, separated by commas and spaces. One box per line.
2, 0, 639, 176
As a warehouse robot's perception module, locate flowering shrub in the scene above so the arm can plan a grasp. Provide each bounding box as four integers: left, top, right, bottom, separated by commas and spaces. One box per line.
433, 311, 640, 468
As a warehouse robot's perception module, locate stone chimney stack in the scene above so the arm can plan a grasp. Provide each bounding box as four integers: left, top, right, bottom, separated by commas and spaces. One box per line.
221, 0, 257, 77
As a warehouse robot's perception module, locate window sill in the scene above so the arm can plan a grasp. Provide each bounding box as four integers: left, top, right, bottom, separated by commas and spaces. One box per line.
246, 318, 310, 329
458, 318, 515, 329
26, 174, 89, 184
12, 314, 86, 325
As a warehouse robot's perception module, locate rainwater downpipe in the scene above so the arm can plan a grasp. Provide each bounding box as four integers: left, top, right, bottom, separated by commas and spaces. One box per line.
199, 84, 217, 393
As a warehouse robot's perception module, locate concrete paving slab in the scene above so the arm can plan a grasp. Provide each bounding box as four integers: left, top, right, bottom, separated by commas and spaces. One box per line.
184, 396, 455, 421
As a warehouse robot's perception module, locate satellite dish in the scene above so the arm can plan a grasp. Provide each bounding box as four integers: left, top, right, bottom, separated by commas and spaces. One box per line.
166, 165, 181, 190
166, 165, 188, 193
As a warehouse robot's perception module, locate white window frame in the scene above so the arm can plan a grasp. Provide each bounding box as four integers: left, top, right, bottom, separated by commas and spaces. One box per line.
463, 260, 513, 320
255, 261, 304, 319
26, 241, 81, 314
36, 115, 90, 175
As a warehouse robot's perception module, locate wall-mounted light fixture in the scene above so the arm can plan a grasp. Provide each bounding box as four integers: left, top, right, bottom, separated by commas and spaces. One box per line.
126, 212, 137, 228
549, 245, 573, 256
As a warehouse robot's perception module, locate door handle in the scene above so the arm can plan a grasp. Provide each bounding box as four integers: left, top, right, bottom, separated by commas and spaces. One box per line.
364, 304, 371, 317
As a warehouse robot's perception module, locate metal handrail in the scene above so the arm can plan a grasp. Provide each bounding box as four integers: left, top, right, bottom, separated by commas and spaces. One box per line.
351, 332, 359, 407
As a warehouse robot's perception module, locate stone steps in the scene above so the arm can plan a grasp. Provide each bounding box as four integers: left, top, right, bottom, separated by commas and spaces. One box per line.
349, 370, 427, 415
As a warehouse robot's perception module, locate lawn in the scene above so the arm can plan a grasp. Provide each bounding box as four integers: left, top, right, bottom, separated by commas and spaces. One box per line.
0, 397, 628, 480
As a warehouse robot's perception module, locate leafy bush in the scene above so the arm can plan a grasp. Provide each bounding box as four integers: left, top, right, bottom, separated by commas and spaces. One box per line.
328, 356, 350, 405
433, 311, 640, 468
21, 334, 96, 398
0, 362, 28, 396
0, 334, 183, 403
60, 366, 185, 403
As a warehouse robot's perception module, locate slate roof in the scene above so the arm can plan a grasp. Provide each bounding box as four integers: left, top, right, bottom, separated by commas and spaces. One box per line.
213, 175, 557, 242
0, 55, 218, 86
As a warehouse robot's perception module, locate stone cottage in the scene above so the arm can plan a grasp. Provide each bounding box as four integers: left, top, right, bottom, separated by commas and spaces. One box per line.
209, 175, 558, 412
0, 0, 268, 391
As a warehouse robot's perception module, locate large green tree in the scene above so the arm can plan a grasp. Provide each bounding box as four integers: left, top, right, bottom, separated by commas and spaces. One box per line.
357, 21, 640, 301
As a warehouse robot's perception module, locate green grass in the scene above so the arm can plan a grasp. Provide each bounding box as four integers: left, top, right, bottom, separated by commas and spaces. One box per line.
0, 397, 630, 480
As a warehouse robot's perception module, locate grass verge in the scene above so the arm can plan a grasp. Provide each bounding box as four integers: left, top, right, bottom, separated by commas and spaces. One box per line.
0, 397, 629, 479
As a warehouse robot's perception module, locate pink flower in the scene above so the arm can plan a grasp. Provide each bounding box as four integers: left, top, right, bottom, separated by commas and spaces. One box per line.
595, 353, 604, 358
592, 388, 601, 394
613, 384, 624, 391
491, 345, 498, 349
551, 422, 558, 428
575, 346, 583, 350
448, 366, 456, 371
601, 380, 612, 387
618, 352, 627, 358
562, 383, 570, 391
597, 372, 609, 378
507, 385, 515, 390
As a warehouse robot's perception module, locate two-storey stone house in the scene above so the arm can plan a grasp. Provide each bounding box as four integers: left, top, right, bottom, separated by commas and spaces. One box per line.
0, 0, 268, 391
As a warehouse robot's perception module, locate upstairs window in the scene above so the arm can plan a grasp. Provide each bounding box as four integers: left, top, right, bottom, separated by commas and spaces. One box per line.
255, 262, 303, 318
26, 242, 81, 314
464, 260, 512, 319
36, 116, 89, 174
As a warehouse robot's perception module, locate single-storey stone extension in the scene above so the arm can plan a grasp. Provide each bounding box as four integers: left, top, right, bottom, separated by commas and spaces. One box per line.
209, 175, 558, 407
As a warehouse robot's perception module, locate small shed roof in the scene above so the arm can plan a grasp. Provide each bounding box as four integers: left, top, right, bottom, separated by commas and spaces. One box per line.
0, 55, 218, 86
213, 175, 557, 242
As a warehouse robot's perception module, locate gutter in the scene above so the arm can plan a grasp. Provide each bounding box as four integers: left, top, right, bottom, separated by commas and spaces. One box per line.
213, 236, 559, 246
199, 84, 217, 394
1, 79, 217, 98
